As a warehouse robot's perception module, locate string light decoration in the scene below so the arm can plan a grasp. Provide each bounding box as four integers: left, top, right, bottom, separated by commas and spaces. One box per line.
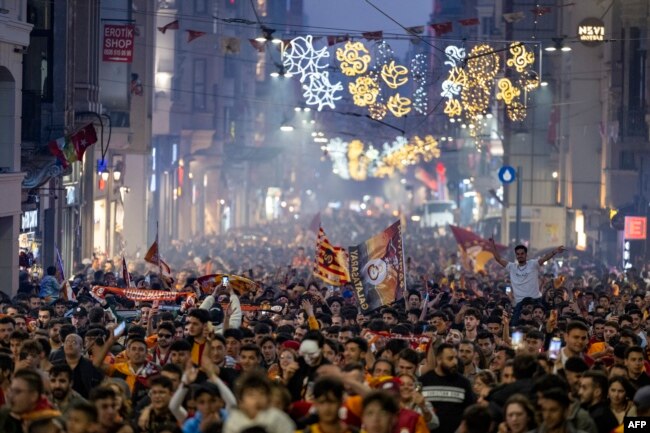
368, 103, 387, 120
441, 42, 540, 131
347, 139, 369, 181
283, 35, 330, 82
496, 78, 520, 105
302, 72, 344, 111
506, 43, 535, 73
349, 75, 380, 107
381, 61, 409, 89
336, 41, 372, 76
411, 53, 428, 83
386, 93, 412, 117
323, 135, 441, 180
413, 87, 428, 114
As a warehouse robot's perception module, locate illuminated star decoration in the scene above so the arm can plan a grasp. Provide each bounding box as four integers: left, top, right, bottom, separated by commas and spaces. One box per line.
302, 72, 344, 111
283, 35, 343, 111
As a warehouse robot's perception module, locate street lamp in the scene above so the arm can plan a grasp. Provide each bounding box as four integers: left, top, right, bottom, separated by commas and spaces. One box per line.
545, 37, 572, 52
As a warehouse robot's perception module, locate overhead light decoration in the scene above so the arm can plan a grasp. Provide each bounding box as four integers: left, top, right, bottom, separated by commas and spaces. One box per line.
411, 53, 429, 114
386, 93, 412, 117
302, 72, 343, 111
283, 35, 343, 111
496, 78, 520, 105
506, 43, 535, 73
336, 41, 372, 76
349, 75, 380, 107
368, 103, 387, 120
283, 35, 330, 81
441, 41, 540, 133
381, 60, 409, 89
323, 135, 441, 180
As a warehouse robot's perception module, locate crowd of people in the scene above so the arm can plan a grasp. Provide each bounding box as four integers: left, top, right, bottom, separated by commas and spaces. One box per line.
1, 210, 650, 433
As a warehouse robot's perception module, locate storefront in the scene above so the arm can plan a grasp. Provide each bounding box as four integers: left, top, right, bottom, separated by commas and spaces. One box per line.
19, 208, 41, 275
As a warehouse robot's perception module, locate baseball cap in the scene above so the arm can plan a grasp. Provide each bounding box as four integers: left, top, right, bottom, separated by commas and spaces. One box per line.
72, 307, 88, 317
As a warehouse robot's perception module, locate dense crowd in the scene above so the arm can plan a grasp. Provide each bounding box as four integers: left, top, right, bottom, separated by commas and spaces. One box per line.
2, 211, 650, 433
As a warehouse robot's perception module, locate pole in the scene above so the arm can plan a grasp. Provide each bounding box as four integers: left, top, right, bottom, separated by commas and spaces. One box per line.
515, 166, 522, 244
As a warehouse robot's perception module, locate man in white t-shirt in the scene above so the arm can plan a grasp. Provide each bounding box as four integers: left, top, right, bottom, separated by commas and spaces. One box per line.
488, 240, 565, 307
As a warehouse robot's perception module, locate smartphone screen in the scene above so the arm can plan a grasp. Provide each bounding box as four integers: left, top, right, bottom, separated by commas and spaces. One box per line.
113, 322, 126, 338
222, 276, 229, 287
505, 286, 512, 294
512, 331, 523, 349
548, 337, 562, 360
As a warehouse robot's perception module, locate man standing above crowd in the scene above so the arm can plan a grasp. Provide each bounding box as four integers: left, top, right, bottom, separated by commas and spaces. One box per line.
489, 240, 565, 311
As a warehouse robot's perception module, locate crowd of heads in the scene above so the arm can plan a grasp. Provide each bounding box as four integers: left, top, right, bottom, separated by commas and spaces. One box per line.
2, 211, 650, 433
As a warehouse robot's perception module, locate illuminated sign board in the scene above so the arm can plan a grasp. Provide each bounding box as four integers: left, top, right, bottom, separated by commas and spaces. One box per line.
21, 210, 38, 232
578, 17, 605, 46
624, 216, 647, 240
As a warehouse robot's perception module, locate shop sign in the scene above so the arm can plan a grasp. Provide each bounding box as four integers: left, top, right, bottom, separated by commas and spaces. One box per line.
102, 24, 134, 63
578, 17, 605, 46
66, 185, 77, 205
21, 210, 38, 232
624, 216, 647, 240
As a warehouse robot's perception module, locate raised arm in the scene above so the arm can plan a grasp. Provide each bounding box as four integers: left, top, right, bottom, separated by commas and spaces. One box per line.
488, 238, 508, 268
538, 245, 566, 266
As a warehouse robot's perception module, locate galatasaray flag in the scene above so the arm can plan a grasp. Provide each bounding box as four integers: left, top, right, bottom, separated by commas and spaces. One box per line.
348, 220, 406, 313
144, 240, 172, 276
314, 227, 350, 286
449, 225, 507, 273
122, 255, 133, 288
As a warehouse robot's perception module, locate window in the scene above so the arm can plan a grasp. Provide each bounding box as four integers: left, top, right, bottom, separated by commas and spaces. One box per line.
195, 0, 207, 13
620, 151, 636, 170
193, 59, 206, 110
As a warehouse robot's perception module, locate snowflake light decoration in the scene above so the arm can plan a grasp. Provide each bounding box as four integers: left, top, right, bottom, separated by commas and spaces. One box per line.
444, 46, 466, 67
283, 35, 330, 82
336, 41, 372, 76
302, 72, 343, 111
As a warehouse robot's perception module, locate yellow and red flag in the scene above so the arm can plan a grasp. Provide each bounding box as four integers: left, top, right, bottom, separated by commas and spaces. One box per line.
449, 225, 506, 272
314, 227, 350, 286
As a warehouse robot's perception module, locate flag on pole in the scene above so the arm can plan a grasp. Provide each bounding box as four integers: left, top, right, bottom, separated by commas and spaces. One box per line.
314, 227, 350, 286
157, 20, 179, 34
122, 255, 132, 288
48, 123, 98, 169
55, 246, 76, 301
348, 220, 405, 313
449, 225, 507, 272
144, 239, 172, 276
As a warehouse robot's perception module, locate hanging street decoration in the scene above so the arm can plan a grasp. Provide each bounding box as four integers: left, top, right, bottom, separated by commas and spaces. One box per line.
322, 135, 441, 180
336, 41, 372, 76
386, 93, 412, 117
380, 60, 409, 89
302, 72, 344, 111
368, 102, 387, 120
283, 35, 330, 82
349, 75, 380, 107
440, 41, 540, 132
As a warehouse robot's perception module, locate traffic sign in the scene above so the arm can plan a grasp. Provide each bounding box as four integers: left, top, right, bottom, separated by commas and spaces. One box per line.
498, 166, 516, 184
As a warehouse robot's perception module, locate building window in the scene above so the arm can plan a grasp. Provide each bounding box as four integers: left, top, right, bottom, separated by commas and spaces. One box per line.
193, 59, 206, 110
195, 0, 207, 13
620, 151, 636, 170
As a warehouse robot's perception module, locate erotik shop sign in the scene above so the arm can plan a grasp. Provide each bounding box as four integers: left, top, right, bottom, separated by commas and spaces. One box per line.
103, 24, 135, 63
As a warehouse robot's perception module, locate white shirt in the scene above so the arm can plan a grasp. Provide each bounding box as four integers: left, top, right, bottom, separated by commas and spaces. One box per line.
506, 259, 542, 304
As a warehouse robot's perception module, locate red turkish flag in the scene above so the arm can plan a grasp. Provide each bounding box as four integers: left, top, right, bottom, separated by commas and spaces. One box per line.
458, 18, 480, 26
430, 22, 453, 35
187, 30, 206, 42
157, 20, 179, 34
